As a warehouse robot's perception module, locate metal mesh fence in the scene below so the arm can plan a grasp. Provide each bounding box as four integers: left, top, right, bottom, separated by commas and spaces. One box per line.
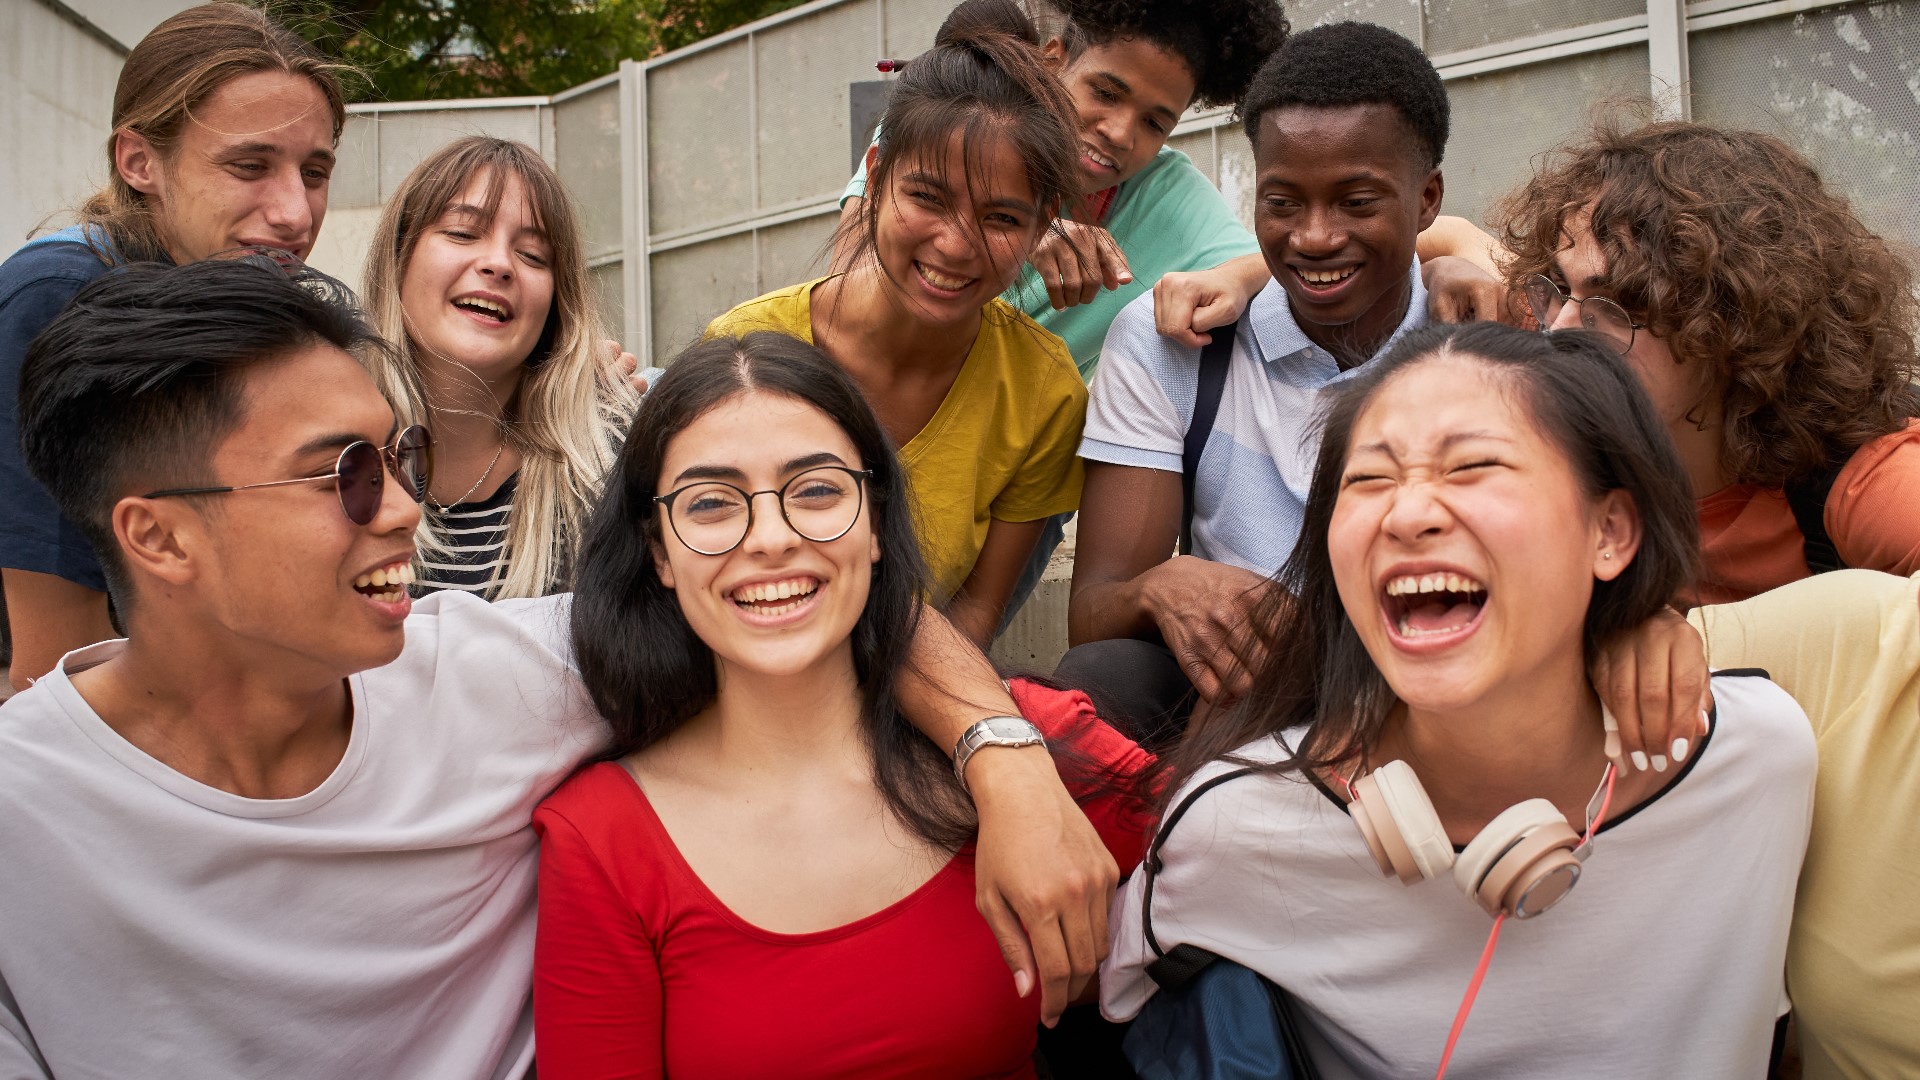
1425, 0, 1644, 55
1443, 46, 1654, 227
1690, 2, 1920, 258
554, 84, 625, 261
647, 40, 755, 236
292, 0, 1918, 364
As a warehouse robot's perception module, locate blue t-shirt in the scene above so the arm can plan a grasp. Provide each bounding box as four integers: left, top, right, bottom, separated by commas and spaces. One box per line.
0, 227, 121, 591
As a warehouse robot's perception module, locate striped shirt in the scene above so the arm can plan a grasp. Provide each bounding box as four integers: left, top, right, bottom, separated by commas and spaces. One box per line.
416, 473, 516, 598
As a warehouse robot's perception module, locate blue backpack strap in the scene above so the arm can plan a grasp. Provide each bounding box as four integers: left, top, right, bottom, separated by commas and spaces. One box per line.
14, 224, 112, 258
1179, 319, 1239, 557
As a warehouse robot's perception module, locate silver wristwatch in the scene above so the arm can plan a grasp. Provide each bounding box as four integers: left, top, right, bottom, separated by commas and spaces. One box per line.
953, 716, 1046, 793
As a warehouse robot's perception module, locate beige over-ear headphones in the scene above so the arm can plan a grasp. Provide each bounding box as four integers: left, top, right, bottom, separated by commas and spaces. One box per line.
1345, 711, 1619, 920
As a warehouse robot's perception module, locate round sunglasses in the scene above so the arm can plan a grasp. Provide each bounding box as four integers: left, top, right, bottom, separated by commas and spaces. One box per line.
143, 425, 434, 526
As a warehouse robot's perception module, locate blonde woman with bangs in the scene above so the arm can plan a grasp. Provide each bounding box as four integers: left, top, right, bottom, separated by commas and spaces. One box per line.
363, 136, 637, 598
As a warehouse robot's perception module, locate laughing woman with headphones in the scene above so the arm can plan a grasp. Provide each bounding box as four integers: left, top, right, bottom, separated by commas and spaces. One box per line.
1101, 323, 1816, 1079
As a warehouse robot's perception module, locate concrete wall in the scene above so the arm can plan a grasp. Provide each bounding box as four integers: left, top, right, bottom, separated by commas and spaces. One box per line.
0, 0, 193, 259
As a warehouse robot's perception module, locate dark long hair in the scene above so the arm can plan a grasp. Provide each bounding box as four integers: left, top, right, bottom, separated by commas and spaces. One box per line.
839, 0, 1079, 291
1162, 323, 1699, 803
570, 332, 976, 849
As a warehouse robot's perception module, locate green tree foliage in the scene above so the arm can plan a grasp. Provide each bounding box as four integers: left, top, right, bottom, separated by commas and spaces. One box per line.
270, 0, 810, 102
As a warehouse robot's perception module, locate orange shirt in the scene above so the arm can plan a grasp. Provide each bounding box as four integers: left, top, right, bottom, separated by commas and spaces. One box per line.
1694, 420, 1920, 604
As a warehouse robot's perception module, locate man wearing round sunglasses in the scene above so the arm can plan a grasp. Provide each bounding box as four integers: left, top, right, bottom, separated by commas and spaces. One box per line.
0, 258, 1117, 1079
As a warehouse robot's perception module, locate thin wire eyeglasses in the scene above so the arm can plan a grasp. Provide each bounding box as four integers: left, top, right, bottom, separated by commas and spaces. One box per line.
654, 465, 873, 556
142, 425, 433, 526
1523, 273, 1646, 355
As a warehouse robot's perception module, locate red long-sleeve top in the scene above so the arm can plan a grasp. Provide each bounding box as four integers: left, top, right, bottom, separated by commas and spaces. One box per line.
531, 681, 1153, 1079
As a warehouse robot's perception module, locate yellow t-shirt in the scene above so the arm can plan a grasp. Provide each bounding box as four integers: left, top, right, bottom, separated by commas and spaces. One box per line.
706, 278, 1086, 602
1690, 570, 1920, 1080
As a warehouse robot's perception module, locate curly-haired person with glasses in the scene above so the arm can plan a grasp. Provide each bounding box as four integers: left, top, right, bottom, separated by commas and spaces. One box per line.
1497, 116, 1920, 604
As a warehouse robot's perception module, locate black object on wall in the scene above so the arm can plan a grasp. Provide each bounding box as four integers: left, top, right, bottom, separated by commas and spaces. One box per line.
849, 80, 892, 173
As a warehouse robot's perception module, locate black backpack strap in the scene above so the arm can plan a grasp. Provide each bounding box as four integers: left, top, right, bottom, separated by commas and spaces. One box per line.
1141, 765, 1259, 966
1179, 319, 1240, 556
1784, 460, 1847, 575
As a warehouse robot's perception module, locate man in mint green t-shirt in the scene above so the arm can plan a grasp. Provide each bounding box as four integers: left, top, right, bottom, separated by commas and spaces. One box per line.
841, 0, 1289, 380
840, 2, 1501, 382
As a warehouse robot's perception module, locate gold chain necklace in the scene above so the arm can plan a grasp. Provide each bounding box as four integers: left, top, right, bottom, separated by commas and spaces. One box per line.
428, 441, 505, 513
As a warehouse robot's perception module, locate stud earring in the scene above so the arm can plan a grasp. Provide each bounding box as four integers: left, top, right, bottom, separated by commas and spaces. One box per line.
1602, 551, 1614, 560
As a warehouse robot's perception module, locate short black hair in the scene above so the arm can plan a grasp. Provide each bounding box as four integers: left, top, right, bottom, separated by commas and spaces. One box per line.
18, 256, 377, 602
1058, 0, 1290, 109
1240, 21, 1450, 170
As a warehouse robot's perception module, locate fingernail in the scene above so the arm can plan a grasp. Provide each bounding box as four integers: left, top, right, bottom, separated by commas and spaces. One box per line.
1014, 970, 1032, 998
1630, 750, 1649, 772
1700, 708, 1711, 735
1651, 754, 1668, 772
1672, 737, 1690, 763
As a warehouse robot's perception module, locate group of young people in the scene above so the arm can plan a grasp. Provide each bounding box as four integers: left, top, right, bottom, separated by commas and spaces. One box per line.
0, 2, 1914, 1079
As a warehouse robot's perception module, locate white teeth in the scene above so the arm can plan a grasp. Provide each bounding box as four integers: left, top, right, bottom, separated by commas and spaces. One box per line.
917, 263, 973, 291
1299, 267, 1358, 285
456, 297, 508, 317
733, 578, 818, 604
356, 562, 414, 592
1084, 146, 1117, 169
1384, 572, 1486, 597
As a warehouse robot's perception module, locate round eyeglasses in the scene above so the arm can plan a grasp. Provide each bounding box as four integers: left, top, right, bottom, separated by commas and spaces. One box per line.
143, 425, 434, 527
1523, 274, 1646, 355
654, 466, 872, 556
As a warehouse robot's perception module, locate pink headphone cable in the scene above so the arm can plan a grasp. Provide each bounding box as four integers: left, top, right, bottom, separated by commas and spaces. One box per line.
1432, 762, 1618, 1080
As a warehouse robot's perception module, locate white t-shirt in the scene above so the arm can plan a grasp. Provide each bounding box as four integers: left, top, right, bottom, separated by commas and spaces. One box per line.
1102, 672, 1816, 1080
0, 591, 604, 1080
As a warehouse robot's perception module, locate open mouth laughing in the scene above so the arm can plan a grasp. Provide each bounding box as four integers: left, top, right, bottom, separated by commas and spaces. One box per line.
914, 262, 977, 297
1382, 570, 1488, 643
1290, 263, 1361, 299
354, 560, 415, 604
451, 292, 514, 326
729, 575, 822, 620
1080, 143, 1119, 176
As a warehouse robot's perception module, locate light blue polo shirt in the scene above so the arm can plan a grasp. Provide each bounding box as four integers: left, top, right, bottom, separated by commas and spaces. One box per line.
1078, 264, 1428, 576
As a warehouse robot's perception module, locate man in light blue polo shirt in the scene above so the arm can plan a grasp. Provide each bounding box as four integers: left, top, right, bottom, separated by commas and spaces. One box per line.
1058, 23, 1458, 738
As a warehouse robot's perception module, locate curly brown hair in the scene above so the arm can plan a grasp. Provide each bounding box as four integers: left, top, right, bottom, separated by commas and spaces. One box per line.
1494, 114, 1919, 488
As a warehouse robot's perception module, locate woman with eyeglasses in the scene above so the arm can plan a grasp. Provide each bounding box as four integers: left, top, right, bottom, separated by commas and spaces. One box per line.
1496, 116, 1920, 604
528, 332, 1150, 1079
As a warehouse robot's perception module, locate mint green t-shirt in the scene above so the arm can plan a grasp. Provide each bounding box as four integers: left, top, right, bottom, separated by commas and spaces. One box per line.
843, 145, 1260, 380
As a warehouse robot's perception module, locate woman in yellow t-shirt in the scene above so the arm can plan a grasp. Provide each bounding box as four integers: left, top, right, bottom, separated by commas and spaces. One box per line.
706, 0, 1084, 646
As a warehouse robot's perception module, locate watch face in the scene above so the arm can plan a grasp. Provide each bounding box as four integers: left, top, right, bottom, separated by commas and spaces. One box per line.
984, 717, 1038, 740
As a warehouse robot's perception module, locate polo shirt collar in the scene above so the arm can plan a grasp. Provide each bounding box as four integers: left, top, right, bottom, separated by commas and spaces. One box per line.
1244, 258, 1428, 374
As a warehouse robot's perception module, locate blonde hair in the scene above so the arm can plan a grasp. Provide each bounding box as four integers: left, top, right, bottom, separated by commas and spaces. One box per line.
362, 137, 636, 599
78, 2, 350, 261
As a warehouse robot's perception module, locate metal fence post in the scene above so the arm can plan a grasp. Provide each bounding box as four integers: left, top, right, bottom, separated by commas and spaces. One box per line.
1647, 0, 1693, 119
619, 58, 651, 363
